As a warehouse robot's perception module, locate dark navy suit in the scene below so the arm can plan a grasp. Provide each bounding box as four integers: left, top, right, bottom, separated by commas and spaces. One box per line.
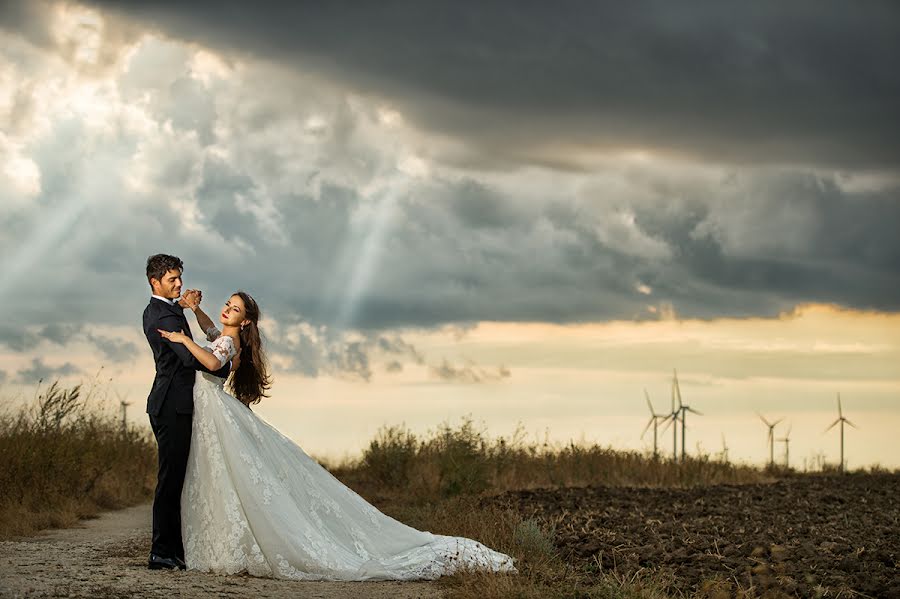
142, 297, 230, 561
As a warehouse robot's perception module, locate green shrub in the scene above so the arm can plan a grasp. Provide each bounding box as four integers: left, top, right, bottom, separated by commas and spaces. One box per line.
361, 423, 419, 488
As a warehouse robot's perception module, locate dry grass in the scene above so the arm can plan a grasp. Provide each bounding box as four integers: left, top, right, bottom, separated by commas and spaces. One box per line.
2, 389, 779, 596
329, 416, 771, 507
327, 416, 776, 598
0, 377, 156, 538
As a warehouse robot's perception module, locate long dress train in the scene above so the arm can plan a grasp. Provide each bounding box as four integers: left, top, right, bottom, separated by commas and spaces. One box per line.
181, 328, 518, 581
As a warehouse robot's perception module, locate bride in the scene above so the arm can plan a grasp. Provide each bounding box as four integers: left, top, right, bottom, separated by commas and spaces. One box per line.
157, 291, 518, 581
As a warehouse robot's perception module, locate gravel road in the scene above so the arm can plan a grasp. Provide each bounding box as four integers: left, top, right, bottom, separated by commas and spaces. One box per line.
0, 503, 446, 598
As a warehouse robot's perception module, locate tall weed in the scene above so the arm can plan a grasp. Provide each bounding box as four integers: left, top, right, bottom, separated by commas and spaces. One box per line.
0, 378, 156, 538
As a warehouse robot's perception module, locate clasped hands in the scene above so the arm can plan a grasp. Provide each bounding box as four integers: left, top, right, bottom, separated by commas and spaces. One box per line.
178, 289, 203, 310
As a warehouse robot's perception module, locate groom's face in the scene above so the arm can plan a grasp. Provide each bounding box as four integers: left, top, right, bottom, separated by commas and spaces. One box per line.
152, 269, 183, 300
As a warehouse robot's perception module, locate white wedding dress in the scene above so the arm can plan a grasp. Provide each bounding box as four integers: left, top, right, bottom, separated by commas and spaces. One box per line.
181, 327, 517, 581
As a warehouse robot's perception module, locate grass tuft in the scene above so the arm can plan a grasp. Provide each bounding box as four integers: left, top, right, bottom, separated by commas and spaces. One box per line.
335, 415, 770, 506
0, 378, 156, 538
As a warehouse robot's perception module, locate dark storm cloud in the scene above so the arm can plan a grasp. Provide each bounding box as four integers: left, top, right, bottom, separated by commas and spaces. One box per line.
2, 1, 898, 391
0, 326, 39, 352
429, 358, 511, 384
39, 323, 82, 345
377, 336, 424, 365
326, 341, 371, 382
0, 324, 134, 365
628, 172, 900, 316
0, 1, 54, 48
194, 157, 262, 242
15, 358, 81, 384
264, 325, 428, 381
86, 334, 138, 364
84, 0, 900, 168
0, 324, 82, 352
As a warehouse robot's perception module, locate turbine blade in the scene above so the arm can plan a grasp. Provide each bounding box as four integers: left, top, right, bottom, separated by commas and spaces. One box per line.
671, 378, 676, 413
757, 412, 771, 427
824, 418, 841, 432
641, 417, 654, 439
837, 393, 843, 418
674, 371, 683, 409
687, 407, 703, 416
844, 419, 858, 429
645, 390, 654, 415
661, 415, 675, 433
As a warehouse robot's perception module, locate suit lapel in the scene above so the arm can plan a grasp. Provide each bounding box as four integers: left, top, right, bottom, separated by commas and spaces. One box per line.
152, 298, 194, 341
180, 308, 194, 341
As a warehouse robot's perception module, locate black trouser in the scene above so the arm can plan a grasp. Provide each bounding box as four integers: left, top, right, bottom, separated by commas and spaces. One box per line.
148, 396, 192, 561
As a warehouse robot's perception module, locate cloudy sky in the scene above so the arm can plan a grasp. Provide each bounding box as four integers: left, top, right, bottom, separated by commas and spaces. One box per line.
1, 1, 898, 467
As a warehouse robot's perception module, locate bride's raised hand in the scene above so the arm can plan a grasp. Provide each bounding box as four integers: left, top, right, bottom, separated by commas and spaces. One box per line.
179, 289, 201, 310
158, 328, 189, 344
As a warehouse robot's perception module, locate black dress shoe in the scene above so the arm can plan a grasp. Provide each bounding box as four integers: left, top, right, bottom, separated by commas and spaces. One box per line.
174, 556, 187, 570
148, 553, 179, 570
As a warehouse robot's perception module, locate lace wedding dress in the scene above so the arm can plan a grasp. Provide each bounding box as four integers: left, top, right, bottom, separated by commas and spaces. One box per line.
181, 327, 518, 581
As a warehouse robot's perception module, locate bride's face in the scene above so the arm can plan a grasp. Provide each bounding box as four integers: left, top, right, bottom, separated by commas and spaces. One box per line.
220, 294, 248, 327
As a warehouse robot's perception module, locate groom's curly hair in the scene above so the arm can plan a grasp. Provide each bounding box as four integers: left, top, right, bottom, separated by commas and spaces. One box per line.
146, 254, 184, 284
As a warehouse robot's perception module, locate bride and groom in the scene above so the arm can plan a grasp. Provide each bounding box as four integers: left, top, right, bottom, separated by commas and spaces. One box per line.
142, 253, 517, 580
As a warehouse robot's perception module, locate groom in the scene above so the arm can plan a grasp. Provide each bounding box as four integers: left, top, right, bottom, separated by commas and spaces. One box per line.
143, 254, 234, 570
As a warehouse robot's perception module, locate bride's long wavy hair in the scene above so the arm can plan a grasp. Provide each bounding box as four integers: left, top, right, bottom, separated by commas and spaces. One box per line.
227, 291, 272, 407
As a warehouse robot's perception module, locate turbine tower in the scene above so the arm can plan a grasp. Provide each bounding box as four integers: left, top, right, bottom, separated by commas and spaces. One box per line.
116, 391, 130, 436
776, 424, 792, 469
758, 413, 782, 468
673, 369, 702, 461
825, 393, 857, 473
719, 433, 730, 463
662, 370, 682, 460
641, 389, 668, 459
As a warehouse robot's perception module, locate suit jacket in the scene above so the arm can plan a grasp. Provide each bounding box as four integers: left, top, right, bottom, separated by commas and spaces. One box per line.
143, 297, 231, 416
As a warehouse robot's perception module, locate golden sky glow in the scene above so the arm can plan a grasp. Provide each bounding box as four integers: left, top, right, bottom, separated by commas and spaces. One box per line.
3, 302, 896, 468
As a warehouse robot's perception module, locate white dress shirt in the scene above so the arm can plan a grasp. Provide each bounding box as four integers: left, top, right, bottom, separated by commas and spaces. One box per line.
151, 294, 176, 305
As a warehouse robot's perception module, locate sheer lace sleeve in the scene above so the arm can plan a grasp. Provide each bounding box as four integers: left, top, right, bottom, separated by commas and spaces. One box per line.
209, 335, 236, 369
206, 325, 222, 342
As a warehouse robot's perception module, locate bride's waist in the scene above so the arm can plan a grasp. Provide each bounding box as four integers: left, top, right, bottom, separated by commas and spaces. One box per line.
199, 372, 226, 385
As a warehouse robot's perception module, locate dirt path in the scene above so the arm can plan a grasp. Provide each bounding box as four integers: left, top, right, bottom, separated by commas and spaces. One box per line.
0, 503, 446, 598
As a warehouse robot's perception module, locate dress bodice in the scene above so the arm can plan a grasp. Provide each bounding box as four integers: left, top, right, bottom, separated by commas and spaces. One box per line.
200, 326, 237, 385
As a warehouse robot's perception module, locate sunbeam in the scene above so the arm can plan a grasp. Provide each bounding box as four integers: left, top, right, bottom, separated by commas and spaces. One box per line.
320, 169, 410, 335
0, 197, 89, 304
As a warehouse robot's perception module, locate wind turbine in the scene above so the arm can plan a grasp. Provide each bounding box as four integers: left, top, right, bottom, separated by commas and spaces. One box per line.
825, 393, 857, 473
757, 413, 782, 468
641, 389, 668, 459
719, 433, 730, 463
116, 391, 131, 436
661, 371, 682, 460
673, 369, 702, 461
776, 424, 792, 469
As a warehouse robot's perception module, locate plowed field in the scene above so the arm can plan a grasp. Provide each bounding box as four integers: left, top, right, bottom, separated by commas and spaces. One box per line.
486, 474, 899, 597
